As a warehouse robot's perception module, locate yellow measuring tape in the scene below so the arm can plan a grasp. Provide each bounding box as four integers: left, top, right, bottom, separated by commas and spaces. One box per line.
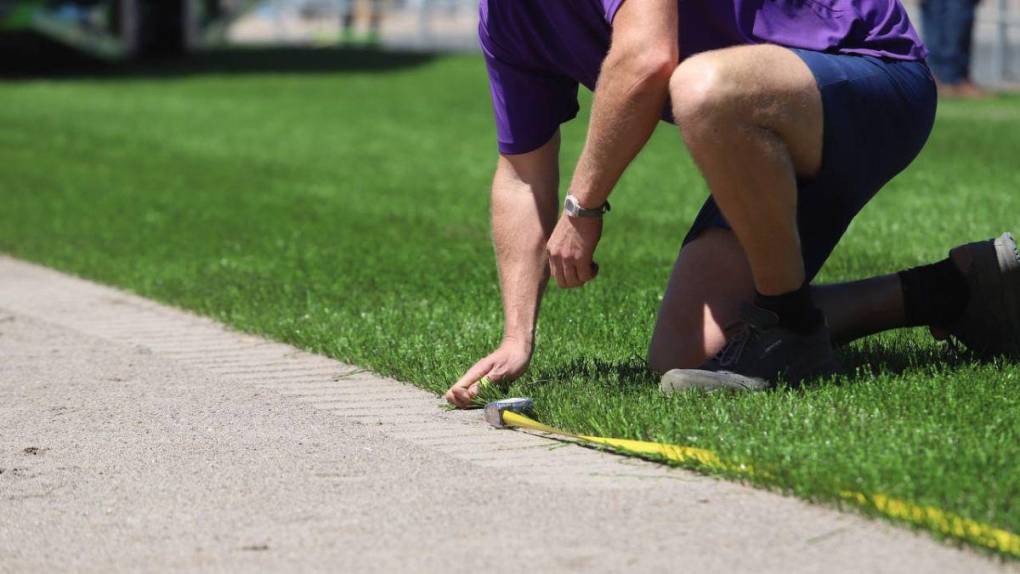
501, 410, 1020, 558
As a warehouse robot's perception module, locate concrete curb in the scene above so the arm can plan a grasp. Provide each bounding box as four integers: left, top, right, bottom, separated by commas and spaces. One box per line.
0, 255, 672, 488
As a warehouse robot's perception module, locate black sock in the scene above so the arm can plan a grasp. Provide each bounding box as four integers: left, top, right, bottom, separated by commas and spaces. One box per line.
898, 258, 970, 328
754, 283, 824, 335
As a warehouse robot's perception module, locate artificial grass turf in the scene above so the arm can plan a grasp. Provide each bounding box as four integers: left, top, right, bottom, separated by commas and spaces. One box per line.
1, 48, 1019, 553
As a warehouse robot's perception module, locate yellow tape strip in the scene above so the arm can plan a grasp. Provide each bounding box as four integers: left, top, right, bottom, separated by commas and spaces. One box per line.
501, 411, 1020, 558
503, 411, 733, 471
838, 491, 1020, 557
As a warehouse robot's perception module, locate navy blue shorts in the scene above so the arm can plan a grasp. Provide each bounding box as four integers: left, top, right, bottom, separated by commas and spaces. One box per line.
683, 48, 938, 281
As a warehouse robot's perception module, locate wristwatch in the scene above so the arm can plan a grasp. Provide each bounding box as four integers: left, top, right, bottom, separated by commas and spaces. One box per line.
564, 194, 611, 218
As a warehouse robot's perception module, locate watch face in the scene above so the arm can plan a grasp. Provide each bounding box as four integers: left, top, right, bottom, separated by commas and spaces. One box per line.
564, 195, 579, 216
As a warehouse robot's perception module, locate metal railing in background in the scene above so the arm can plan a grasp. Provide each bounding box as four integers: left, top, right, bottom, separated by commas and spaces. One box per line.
231, 0, 476, 49
397, 0, 1020, 84
991, 0, 1018, 82
895, 0, 1019, 85
0, 0, 261, 60
405, 0, 475, 50
232, 0, 1019, 84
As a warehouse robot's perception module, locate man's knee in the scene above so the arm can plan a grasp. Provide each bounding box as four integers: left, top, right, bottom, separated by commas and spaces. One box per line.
647, 328, 670, 374
647, 229, 755, 374
669, 53, 741, 132
670, 47, 823, 175
647, 323, 714, 374
647, 330, 689, 374
648, 329, 680, 375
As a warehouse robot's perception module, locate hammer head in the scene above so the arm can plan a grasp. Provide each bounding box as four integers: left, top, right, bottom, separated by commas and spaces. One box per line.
484, 397, 535, 429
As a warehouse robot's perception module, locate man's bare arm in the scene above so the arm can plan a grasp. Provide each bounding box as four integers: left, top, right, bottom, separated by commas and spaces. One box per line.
493, 136, 561, 344
546, 0, 678, 288
569, 0, 678, 209
446, 133, 560, 407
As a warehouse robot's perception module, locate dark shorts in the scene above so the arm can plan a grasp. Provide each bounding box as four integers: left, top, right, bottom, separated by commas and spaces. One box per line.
683, 48, 938, 281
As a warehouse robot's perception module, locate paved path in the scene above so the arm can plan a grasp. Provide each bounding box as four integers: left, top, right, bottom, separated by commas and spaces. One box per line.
0, 255, 1013, 573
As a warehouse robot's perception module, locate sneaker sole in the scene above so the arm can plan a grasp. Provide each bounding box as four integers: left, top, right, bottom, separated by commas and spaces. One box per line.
659, 369, 769, 395
995, 232, 1020, 356
659, 352, 839, 396
955, 232, 1020, 357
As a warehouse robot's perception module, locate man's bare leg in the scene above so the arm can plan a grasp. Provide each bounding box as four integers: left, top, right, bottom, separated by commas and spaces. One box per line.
650, 45, 1013, 378
648, 226, 1020, 372
648, 229, 908, 373
670, 45, 822, 297
653, 45, 838, 388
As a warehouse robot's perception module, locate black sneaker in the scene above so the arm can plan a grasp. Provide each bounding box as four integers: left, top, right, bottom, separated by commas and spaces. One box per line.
944, 232, 1020, 358
659, 303, 838, 394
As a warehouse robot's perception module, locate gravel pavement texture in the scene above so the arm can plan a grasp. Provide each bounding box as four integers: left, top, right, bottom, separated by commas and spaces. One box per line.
0, 255, 1014, 573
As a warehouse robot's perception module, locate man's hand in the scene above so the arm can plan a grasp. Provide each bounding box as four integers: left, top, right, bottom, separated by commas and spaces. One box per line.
547, 213, 602, 288
447, 135, 557, 410
445, 339, 532, 408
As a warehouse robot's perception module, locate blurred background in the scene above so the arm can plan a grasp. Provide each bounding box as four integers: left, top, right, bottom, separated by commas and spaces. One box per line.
0, 0, 1017, 85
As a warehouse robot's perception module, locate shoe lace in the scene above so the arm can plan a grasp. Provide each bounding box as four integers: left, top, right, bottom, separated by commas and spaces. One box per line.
714, 321, 761, 368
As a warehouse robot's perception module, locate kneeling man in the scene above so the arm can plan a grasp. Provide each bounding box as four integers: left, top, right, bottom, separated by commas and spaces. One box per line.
446, 0, 1019, 406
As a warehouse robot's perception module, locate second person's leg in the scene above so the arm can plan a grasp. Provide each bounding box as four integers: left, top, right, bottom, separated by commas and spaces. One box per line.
649, 230, 1017, 374
921, 0, 953, 83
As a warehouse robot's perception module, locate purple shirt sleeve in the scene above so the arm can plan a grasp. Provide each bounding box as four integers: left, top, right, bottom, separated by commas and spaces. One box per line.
601, 0, 626, 23
480, 20, 580, 155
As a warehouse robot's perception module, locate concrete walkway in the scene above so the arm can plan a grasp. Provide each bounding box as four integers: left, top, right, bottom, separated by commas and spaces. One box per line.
0, 255, 1013, 573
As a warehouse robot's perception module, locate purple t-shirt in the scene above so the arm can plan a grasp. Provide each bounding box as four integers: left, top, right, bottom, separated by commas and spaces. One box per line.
480, 0, 926, 155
